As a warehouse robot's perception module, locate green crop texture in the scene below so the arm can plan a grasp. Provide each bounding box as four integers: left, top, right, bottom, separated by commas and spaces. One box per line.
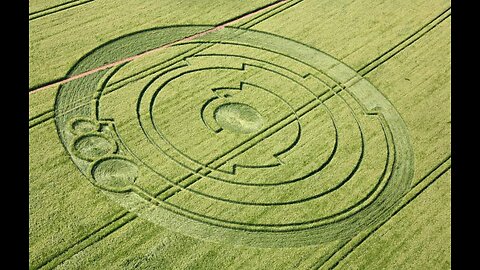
29, 0, 451, 269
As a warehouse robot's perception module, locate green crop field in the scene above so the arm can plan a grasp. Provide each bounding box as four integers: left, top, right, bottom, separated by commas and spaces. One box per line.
29, 0, 451, 269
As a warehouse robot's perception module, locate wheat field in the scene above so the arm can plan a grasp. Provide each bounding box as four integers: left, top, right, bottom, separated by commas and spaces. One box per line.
29, 0, 451, 269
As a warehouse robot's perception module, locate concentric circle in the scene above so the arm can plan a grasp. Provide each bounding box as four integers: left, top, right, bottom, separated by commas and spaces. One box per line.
54, 25, 414, 247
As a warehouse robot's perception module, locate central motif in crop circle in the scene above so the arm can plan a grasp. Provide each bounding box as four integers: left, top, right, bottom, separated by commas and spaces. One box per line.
54, 26, 414, 247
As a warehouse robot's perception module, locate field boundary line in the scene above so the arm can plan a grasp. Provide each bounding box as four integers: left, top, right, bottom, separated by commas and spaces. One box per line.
29, 111, 55, 129
358, 7, 451, 76
29, 0, 80, 15
29, 79, 63, 93
28, 0, 290, 95
29, 109, 53, 122
35, 211, 136, 270
237, 0, 304, 28
215, 0, 291, 28
310, 155, 451, 270
29, 0, 95, 21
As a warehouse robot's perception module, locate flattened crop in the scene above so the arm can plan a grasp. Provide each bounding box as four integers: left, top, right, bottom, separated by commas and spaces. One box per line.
54, 26, 414, 247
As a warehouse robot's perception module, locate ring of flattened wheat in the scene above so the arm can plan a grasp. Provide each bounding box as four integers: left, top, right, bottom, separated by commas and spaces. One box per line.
54, 26, 413, 247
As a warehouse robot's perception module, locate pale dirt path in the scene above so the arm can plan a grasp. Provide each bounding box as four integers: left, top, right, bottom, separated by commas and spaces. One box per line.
29, 0, 289, 95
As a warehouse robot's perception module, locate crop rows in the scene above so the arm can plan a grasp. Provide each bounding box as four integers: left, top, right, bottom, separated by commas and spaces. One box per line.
29, 0, 95, 21
315, 155, 451, 269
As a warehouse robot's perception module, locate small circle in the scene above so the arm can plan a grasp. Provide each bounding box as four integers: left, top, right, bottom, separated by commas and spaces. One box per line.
214, 103, 264, 134
72, 133, 117, 161
68, 117, 99, 135
91, 157, 139, 191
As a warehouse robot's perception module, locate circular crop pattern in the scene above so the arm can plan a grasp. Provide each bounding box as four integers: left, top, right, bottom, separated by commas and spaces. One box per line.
68, 117, 100, 135
90, 155, 139, 192
54, 26, 414, 247
214, 103, 265, 134
71, 133, 117, 161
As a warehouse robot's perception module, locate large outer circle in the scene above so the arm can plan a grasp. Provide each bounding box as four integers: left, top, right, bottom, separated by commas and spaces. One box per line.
54, 25, 414, 247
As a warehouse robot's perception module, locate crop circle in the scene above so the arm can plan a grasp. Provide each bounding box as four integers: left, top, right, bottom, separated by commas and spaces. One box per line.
54, 25, 413, 247
71, 133, 117, 161
68, 117, 100, 135
90, 156, 139, 191
214, 103, 264, 134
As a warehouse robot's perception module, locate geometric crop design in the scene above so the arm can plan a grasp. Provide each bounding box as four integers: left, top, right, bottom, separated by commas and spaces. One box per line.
54, 26, 414, 247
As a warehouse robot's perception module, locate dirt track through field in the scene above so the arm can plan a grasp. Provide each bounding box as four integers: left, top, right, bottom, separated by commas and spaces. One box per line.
28, 0, 289, 95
